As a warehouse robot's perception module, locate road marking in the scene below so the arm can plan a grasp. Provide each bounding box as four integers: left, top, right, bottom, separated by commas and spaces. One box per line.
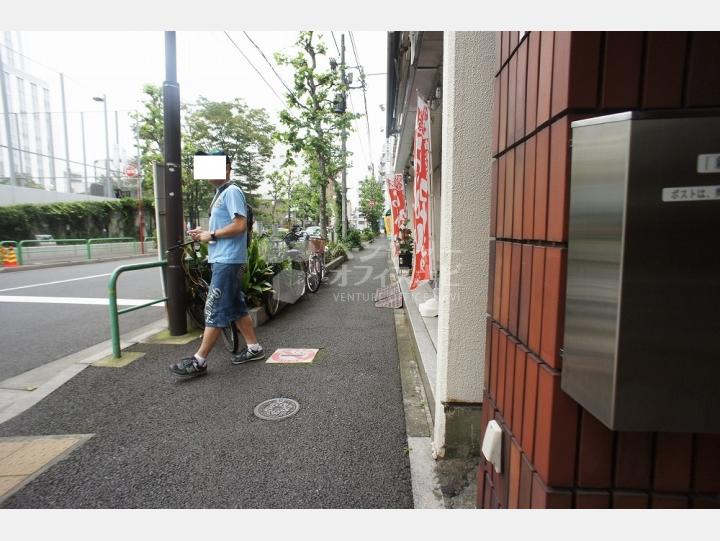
0, 273, 112, 292
0, 296, 165, 307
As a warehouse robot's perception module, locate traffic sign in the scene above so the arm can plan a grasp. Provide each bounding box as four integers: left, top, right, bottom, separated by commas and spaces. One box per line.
125, 164, 138, 177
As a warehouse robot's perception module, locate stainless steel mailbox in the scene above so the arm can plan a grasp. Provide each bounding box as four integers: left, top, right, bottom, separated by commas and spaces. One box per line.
562, 110, 720, 433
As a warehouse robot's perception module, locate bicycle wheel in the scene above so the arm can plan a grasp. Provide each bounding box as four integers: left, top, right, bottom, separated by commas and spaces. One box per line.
221, 322, 239, 353
264, 286, 281, 318
291, 261, 307, 299
306, 254, 321, 293
187, 288, 206, 330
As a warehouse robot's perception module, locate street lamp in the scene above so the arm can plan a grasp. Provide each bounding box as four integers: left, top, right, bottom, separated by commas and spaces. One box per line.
93, 95, 112, 197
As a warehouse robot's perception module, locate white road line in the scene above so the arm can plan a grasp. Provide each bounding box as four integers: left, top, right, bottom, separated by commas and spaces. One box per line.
0, 296, 165, 307
0, 273, 112, 293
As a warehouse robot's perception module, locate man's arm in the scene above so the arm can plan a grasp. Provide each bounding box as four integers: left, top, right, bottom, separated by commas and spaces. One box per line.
191, 215, 246, 243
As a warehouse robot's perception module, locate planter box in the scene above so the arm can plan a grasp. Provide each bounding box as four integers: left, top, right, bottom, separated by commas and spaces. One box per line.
249, 305, 269, 327
399, 251, 412, 269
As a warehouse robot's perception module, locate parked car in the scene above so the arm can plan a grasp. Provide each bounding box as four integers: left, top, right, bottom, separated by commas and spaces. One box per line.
34, 234, 56, 246
304, 225, 321, 238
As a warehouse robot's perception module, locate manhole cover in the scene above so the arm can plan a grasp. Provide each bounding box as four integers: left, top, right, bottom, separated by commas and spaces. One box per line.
253, 398, 300, 421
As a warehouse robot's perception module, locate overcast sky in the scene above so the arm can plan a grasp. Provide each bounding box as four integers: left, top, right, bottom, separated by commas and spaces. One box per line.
15, 30, 387, 205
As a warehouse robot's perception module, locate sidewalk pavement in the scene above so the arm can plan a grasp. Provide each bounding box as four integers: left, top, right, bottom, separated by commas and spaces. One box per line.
0, 237, 415, 508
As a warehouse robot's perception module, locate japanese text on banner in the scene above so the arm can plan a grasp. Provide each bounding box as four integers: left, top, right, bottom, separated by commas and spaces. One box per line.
410, 96, 432, 290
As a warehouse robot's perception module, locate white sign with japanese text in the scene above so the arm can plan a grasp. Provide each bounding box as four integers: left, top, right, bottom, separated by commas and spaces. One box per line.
662, 185, 720, 202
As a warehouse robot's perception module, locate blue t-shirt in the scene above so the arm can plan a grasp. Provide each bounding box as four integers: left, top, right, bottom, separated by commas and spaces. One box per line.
208, 183, 248, 264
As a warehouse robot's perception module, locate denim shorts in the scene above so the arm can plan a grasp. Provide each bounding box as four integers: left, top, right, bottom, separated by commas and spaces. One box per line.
204, 263, 248, 328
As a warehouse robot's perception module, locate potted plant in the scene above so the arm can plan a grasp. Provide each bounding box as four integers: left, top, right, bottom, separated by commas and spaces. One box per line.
397, 225, 413, 269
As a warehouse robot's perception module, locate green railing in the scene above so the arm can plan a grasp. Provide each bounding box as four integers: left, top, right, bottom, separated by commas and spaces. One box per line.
9, 237, 158, 265
108, 260, 168, 358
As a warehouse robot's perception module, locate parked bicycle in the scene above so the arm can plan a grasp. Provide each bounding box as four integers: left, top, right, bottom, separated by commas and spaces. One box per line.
306, 234, 327, 293
167, 240, 239, 353
260, 225, 309, 318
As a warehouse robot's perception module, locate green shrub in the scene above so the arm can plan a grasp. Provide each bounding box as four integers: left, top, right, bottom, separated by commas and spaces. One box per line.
361, 229, 376, 242
345, 228, 363, 249
326, 241, 348, 260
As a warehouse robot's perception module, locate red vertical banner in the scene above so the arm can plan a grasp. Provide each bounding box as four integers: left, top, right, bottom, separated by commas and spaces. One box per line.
410, 95, 432, 290
386, 173, 407, 256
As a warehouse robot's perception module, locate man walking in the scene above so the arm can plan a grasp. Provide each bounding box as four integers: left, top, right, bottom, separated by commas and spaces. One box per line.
170, 150, 265, 376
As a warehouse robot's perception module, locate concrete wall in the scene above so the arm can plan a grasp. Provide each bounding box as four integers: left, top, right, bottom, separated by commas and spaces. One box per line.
0, 184, 114, 206
432, 32, 495, 458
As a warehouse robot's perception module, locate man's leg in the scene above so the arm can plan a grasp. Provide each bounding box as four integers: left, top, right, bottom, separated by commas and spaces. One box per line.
235, 315, 257, 344
196, 326, 222, 358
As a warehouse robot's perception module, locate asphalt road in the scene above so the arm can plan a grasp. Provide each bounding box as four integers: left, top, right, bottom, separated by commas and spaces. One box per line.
0, 238, 414, 508
0, 258, 166, 382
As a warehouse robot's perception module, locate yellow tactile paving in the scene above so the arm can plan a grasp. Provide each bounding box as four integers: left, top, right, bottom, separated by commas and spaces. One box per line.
92, 352, 145, 368
0, 441, 28, 461
0, 437, 79, 476
142, 328, 202, 345
0, 475, 25, 495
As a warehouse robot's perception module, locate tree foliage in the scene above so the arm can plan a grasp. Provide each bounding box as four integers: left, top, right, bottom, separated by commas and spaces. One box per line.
358, 176, 385, 233
274, 31, 355, 237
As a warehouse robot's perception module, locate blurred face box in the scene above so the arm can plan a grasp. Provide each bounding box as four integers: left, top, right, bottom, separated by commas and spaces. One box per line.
193, 155, 227, 180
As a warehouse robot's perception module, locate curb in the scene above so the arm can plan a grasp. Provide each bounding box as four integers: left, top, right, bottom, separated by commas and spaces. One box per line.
0, 253, 160, 273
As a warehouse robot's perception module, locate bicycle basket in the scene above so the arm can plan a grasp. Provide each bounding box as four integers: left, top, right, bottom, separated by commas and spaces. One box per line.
308, 237, 326, 252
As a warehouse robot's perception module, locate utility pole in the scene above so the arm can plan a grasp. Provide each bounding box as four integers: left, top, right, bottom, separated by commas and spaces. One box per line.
163, 31, 187, 336
80, 112, 88, 193
340, 34, 348, 240
0, 50, 17, 186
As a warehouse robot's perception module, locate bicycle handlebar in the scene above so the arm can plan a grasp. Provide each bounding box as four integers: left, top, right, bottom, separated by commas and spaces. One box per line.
166, 239, 196, 254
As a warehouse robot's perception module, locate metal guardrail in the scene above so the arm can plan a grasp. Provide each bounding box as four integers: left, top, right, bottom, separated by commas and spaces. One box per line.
108, 260, 168, 358
4, 237, 158, 266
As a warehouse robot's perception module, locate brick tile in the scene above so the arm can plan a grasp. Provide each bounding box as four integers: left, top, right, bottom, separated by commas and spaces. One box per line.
654, 433, 692, 493
575, 490, 611, 509
536, 31, 555, 128
484, 317, 493, 391
642, 32, 688, 108
601, 32, 644, 109
533, 127, 550, 240
508, 54, 517, 147
552, 31, 601, 116
652, 494, 689, 509
515, 40, 528, 143
484, 473, 493, 508
487, 240, 496, 314
518, 245, 533, 344
490, 324, 501, 400
512, 144, 524, 239
685, 31, 720, 107
693, 434, 720, 493
534, 364, 579, 487
492, 77, 501, 157
508, 243, 522, 335
518, 452, 533, 509
521, 353, 541, 457
577, 409, 614, 488
492, 241, 503, 320
490, 160, 498, 237
512, 346, 528, 437
497, 330, 508, 413
500, 240, 512, 328
614, 432, 653, 490
499, 67, 508, 154
525, 32, 540, 135
613, 491, 649, 509
547, 117, 570, 243
531, 472, 573, 508
522, 136, 536, 240
508, 438, 522, 508
509, 31, 519, 55
496, 154, 506, 237
504, 148, 515, 238
495, 32, 503, 74
692, 497, 720, 509
504, 338, 518, 426
540, 247, 567, 368
495, 426, 511, 508
528, 246, 545, 354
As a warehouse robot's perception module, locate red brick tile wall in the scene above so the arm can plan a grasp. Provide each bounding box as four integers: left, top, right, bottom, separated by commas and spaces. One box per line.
481, 31, 720, 509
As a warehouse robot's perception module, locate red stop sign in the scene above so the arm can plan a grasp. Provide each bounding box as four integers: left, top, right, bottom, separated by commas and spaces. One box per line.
125, 164, 138, 177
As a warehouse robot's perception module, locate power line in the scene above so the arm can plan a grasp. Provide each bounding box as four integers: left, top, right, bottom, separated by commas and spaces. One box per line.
241, 31, 307, 111
222, 31, 285, 107
347, 32, 374, 174
330, 32, 341, 56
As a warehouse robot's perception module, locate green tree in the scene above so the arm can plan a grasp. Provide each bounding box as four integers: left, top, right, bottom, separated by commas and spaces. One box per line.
185, 97, 275, 208
292, 180, 320, 226
358, 176, 384, 233
275, 31, 355, 238
130, 84, 164, 195
266, 168, 293, 227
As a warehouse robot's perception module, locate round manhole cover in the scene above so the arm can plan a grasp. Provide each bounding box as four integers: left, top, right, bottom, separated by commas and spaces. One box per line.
254, 398, 300, 421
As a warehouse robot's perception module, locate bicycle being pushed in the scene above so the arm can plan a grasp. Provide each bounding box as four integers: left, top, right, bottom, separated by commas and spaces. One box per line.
167, 239, 239, 353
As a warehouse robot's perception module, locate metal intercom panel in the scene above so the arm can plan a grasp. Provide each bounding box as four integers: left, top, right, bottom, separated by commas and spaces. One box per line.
562, 110, 720, 433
